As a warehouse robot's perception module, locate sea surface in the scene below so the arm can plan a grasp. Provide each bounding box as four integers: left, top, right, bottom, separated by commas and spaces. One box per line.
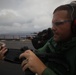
0, 40, 36, 75
1, 40, 35, 50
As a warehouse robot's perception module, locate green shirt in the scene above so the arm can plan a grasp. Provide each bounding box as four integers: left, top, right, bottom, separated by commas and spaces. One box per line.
37, 37, 76, 75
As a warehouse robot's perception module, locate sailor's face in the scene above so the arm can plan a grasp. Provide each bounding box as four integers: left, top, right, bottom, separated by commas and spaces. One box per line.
52, 10, 72, 42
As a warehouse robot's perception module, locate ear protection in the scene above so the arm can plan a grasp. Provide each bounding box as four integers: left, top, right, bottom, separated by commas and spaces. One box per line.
68, 1, 76, 36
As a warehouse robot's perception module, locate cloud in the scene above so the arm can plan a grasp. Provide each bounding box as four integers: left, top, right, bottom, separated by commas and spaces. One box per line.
0, 0, 74, 34
0, 9, 21, 23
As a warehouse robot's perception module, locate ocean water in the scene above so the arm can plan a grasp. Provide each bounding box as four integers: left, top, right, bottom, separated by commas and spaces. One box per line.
0, 40, 35, 50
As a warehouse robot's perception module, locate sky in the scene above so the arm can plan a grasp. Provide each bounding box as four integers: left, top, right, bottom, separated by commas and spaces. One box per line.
0, 0, 75, 34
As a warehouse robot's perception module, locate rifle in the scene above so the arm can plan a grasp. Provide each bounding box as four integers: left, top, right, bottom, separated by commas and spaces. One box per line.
4, 46, 70, 75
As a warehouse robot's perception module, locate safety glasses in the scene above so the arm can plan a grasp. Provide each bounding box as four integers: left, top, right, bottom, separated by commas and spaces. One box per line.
52, 20, 71, 26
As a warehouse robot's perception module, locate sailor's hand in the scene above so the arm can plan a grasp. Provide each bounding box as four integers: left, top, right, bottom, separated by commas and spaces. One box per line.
19, 50, 47, 75
0, 47, 7, 60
